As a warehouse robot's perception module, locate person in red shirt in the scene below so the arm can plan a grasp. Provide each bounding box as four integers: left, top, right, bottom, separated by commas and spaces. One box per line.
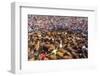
39, 51, 46, 60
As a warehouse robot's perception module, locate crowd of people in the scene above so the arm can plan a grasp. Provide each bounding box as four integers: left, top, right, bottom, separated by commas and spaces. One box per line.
28, 15, 88, 61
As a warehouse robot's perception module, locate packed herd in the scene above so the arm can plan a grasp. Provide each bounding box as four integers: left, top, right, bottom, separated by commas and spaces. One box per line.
28, 15, 88, 61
